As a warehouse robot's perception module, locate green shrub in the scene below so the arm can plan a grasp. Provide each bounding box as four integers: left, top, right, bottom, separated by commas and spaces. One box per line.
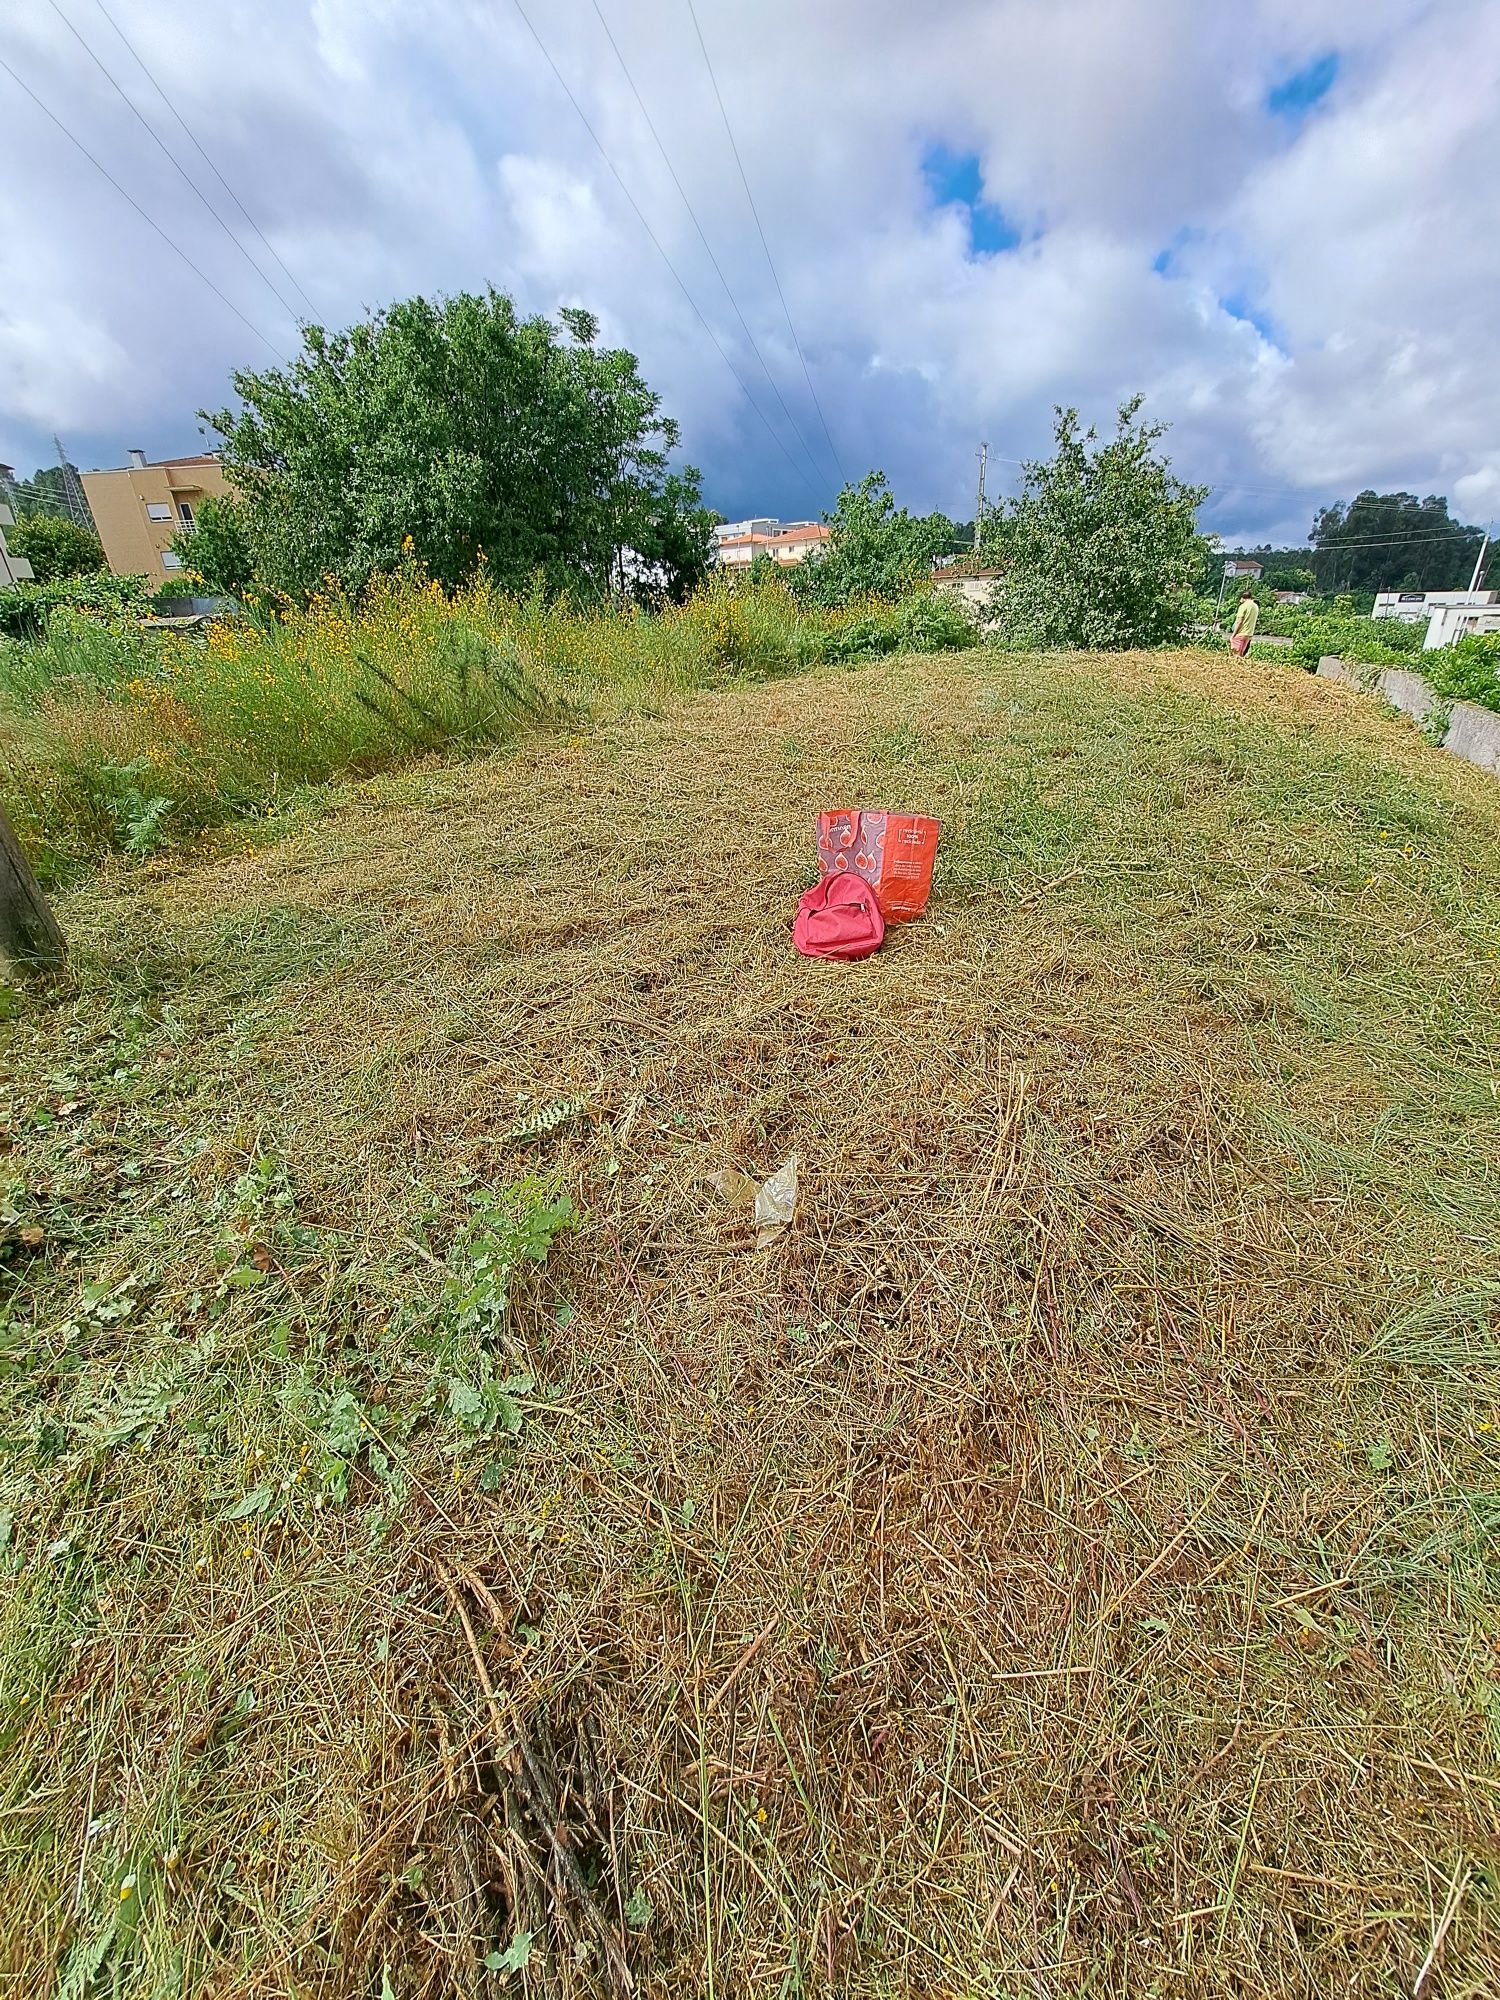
811, 589, 980, 663
0, 572, 152, 642
787, 472, 953, 608
1254, 597, 1325, 638
4, 512, 106, 584
1421, 634, 1500, 714
991, 398, 1208, 651
1287, 614, 1426, 670
680, 575, 799, 681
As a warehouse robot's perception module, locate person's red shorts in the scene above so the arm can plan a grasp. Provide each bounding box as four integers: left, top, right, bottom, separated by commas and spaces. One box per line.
1230, 633, 1251, 656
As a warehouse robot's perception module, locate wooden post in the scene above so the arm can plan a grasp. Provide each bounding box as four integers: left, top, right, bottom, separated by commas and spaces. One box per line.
0, 802, 65, 971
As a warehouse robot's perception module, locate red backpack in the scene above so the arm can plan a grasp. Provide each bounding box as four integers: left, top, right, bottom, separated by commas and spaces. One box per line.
793, 870, 886, 960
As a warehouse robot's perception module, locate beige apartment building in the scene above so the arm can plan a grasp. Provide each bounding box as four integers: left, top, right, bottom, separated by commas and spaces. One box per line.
80, 448, 231, 581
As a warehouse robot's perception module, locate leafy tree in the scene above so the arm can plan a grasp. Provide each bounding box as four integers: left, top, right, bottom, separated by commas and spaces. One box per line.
619, 471, 717, 605
7, 511, 106, 583
1311, 491, 1484, 594
992, 398, 1209, 649
791, 472, 953, 606
203, 290, 703, 601
169, 493, 255, 598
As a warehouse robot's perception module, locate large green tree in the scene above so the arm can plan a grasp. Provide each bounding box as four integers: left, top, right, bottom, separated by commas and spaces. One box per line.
6, 511, 106, 583
622, 472, 717, 604
1311, 491, 1485, 595
203, 290, 708, 601
791, 472, 954, 606
992, 398, 1208, 649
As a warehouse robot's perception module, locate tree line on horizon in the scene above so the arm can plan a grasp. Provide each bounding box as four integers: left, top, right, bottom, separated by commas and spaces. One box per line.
1213, 491, 1488, 597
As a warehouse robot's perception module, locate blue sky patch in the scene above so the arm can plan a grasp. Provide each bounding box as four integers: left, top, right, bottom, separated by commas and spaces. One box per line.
1266, 52, 1339, 121
1220, 291, 1283, 350
922, 143, 1022, 256
1152, 228, 1199, 278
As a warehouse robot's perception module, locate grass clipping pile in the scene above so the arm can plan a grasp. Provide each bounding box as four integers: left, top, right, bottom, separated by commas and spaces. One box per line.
3, 644, 1500, 1997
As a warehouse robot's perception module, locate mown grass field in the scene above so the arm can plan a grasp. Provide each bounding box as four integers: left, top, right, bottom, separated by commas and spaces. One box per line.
2, 643, 1499, 1998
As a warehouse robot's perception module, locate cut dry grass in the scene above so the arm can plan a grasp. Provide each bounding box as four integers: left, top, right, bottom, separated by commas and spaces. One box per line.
2, 644, 1499, 1997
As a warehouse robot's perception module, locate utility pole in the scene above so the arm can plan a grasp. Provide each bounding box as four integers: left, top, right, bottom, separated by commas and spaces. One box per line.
0, 803, 65, 973
1469, 530, 1491, 595
974, 442, 988, 559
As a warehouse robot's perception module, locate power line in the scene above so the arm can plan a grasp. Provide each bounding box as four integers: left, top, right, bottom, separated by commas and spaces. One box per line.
995, 448, 1478, 516
505, 0, 823, 511
586, 0, 830, 495
45, 0, 302, 326
86, 0, 319, 320
1215, 528, 1486, 554
0, 52, 286, 360
684, 0, 848, 487
1301, 528, 1491, 553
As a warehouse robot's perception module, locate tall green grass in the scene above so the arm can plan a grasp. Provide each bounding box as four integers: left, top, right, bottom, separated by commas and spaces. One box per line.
0, 564, 978, 880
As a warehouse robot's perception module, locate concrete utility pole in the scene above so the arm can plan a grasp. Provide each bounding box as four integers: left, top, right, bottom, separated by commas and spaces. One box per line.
974, 442, 988, 557
1469, 532, 1491, 595
0, 804, 65, 972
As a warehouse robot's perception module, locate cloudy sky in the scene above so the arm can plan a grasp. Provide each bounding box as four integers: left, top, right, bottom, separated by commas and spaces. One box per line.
3, 0, 1498, 547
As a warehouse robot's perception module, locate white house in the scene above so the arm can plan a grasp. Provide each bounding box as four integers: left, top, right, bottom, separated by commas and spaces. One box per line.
1374, 588, 1496, 625
0, 503, 34, 585
1423, 601, 1500, 650
713, 518, 830, 569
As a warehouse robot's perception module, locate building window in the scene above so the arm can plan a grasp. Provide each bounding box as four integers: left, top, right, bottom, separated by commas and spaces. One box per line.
146, 502, 172, 521
160, 550, 183, 570
178, 502, 195, 527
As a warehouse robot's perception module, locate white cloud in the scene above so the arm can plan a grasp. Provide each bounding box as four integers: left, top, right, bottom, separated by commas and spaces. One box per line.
0, 0, 1496, 547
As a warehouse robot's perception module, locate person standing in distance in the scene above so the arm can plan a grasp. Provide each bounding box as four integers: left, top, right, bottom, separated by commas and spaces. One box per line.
1229, 588, 1259, 656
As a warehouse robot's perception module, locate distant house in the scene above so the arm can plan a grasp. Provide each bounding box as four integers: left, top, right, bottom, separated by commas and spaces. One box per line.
0, 502, 34, 586
713, 518, 831, 569
1423, 601, 1500, 650
1274, 589, 1309, 605
933, 561, 1004, 611
1223, 558, 1264, 580
1374, 588, 1497, 626
80, 448, 231, 581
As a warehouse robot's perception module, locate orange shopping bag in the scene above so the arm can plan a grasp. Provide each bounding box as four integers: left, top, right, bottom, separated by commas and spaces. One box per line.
816, 809, 940, 923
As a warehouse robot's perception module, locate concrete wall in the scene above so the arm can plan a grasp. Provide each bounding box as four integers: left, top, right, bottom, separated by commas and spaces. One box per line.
1317, 654, 1500, 780
1441, 697, 1500, 777
933, 574, 996, 610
